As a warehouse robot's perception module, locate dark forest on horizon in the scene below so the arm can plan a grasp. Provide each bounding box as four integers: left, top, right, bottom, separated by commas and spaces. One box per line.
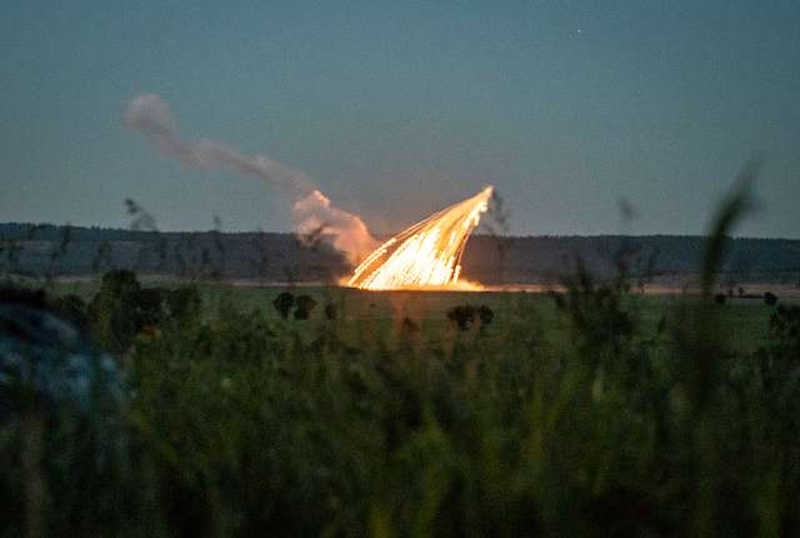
1, 222, 799, 285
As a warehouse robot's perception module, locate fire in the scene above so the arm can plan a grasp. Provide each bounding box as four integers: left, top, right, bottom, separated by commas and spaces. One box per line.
347, 186, 494, 290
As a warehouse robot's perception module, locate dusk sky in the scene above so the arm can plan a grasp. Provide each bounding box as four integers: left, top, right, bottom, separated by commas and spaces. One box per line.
3, 0, 799, 237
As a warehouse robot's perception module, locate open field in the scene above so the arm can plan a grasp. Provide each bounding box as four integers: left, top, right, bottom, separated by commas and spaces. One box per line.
50, 278, 787, 352
2, 268, 798, 536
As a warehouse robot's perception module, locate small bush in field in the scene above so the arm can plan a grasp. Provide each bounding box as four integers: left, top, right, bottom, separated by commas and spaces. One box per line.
270, 292, 316, 320
293, 295, 317, 320
477, 304, 494, 325
86, 270, 200, 351
446, 304, 476, 330
88, 270, 145, 352
272, 291, 295, 319
446, 304, 494, 331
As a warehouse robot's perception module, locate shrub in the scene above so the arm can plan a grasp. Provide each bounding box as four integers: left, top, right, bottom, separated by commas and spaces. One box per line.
446, 304, 495, 331
88, 270, 144, 352
446, 304, 476, 330
272, 291, 294, 319
294, 295, 317, 320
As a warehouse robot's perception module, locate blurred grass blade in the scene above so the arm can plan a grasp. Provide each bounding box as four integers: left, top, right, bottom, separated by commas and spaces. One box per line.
701, 159, 760, 296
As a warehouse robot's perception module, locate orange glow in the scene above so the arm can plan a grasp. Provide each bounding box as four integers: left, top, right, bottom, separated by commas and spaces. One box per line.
347, 186, 493, 290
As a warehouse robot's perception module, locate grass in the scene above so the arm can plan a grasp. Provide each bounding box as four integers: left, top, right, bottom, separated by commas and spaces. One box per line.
51, 279, 777, 351
3, 167, 800, 536
3, 276, 798, 536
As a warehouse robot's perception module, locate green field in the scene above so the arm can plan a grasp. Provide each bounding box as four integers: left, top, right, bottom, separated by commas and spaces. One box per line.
4, 272, 798, 536
53, 278, 780, 353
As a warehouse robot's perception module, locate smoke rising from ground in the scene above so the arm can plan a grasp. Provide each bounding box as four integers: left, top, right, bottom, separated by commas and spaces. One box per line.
122, 93, 376, 263
292, 190, 377, 264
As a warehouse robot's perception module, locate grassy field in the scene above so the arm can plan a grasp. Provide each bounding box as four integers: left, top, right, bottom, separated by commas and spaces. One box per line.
52, 278, 780, 353
3, 270, 798, 536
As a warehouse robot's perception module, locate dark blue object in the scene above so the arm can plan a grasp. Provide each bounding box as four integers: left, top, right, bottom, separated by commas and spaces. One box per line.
0, 302, 122, 416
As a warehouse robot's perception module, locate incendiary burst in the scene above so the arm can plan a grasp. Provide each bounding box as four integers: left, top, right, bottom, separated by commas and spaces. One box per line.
347, 186, 493, 290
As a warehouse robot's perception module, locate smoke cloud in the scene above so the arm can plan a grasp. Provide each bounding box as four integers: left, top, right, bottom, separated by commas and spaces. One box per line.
123, 93, 377, 263
292, 190, 377, 264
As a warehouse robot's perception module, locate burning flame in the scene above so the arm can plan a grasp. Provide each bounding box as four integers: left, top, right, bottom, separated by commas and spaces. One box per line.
347, 186, 494, 290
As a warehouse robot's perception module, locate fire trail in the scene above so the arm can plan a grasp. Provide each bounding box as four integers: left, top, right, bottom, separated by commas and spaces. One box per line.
347, 186, 493, 290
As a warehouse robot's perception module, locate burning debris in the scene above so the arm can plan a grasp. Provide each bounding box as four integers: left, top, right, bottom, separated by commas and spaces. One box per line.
347, 186, 493, 290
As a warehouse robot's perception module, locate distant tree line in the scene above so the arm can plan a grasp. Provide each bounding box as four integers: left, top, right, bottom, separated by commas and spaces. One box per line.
2, 223, 799, 284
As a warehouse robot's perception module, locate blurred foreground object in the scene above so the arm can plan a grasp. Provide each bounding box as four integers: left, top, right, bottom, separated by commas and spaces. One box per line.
0, 284, 125, 536
0, 285, 122, 415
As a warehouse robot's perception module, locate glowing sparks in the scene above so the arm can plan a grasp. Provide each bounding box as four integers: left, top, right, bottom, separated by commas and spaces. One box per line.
347, 186, 493, 290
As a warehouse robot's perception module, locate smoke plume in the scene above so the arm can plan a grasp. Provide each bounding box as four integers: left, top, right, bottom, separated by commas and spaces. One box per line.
123, 93, 376, 263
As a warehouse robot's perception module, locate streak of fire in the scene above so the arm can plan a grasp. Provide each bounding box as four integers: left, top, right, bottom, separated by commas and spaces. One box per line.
347, 186, 494, 290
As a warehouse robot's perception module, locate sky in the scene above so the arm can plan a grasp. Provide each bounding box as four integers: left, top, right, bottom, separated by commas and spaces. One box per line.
2, 0, 799, 238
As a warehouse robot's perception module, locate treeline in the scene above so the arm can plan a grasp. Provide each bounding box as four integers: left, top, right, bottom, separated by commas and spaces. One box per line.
1, 223, 799, 284
0, 223, 348, 282
461, 234, 800, 283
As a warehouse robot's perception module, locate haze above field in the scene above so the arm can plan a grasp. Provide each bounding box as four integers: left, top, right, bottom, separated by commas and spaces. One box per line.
2, 1, 799, 238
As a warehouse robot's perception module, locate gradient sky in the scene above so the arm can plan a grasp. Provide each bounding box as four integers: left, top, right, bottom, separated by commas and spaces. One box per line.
3, 0, 799, 237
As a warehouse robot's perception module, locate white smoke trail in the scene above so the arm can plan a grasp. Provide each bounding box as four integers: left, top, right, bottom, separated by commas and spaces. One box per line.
292, 190, 377, 264
122, 93, 377, 263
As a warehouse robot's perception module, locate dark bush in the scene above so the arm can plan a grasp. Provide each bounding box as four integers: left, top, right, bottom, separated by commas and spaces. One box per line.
136, 287, 166, 327
477, 304, 494, 325
294, 295, 317, 320
272, 292, 295, 319
764, 291, 778, 306
99, 269, 140, 298
89, 270, 144, 352
446, 304, 495, 331
87, 271, 174, 352
447, 304, 477, 330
